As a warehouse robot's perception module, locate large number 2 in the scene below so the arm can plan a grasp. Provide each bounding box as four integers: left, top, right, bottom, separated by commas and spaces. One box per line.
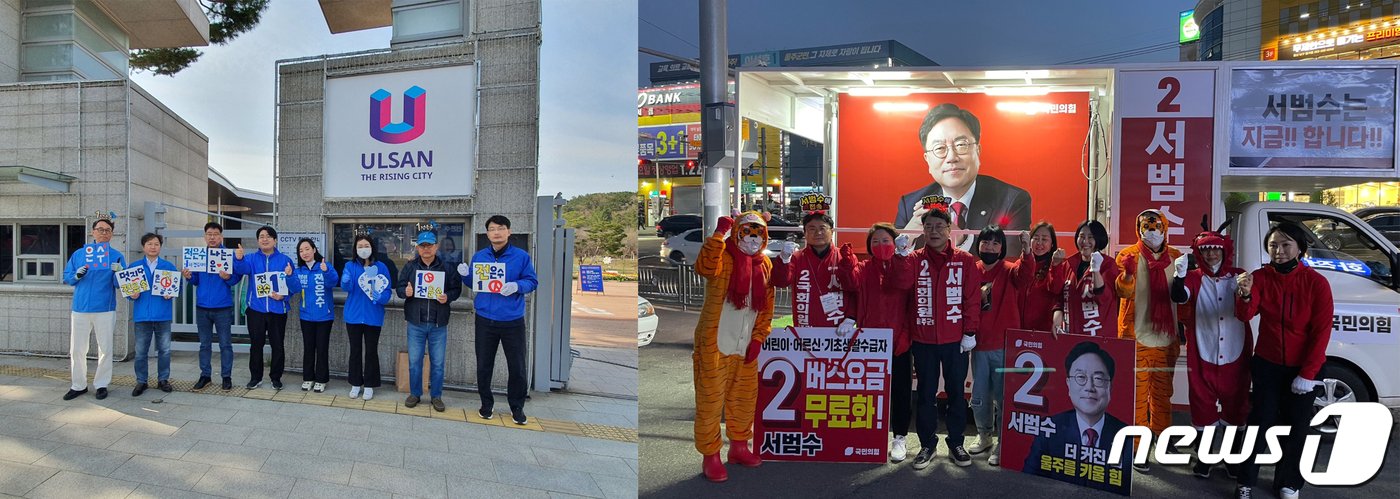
762, 359, 797, 422
1012, 350, 1047, 409
1157, 77, 1182, 113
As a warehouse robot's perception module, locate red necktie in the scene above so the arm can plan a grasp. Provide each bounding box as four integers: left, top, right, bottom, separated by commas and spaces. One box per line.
1084, 428, 1098, 447
950, 201, 967, 227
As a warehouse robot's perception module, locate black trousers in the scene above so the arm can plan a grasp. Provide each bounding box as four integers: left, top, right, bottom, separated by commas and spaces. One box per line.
892, 350, 914, 437
246, 309, 287, 383
1239, 357, 1314, 491
300, 320, 333, 383
346, 323, 382, 388
475, 316, 528, 412
912, 341, 969, 449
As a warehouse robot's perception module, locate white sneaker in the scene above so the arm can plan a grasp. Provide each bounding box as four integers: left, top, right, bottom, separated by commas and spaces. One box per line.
301, 381, 313, 391
967, 433, 993, 454
313, 383, 326, 393
362, 387, 374, 401
890, 435, 908, 463
349, 386, 362, 399
988, 441, 1000, 466
1280, 487, 1299, 499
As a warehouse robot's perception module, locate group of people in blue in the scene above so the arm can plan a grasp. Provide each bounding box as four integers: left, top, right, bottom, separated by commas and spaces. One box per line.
62, 213, 539, 425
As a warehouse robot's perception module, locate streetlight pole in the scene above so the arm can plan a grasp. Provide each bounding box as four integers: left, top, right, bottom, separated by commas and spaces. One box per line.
700, 0, 731, 235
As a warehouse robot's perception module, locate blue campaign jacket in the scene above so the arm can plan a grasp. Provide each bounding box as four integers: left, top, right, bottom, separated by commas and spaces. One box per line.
465, 244, 538, 322
127, 256, 178, 322
241, 250, 300, 315
63, 242, 126, 313
292, 260, 338, 323
341, 260, 394, 327
188, 245, 245, 309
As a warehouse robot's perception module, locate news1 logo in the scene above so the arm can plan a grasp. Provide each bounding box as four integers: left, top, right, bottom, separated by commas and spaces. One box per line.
369, 85, 426, 144
1109, 402, 1394, 486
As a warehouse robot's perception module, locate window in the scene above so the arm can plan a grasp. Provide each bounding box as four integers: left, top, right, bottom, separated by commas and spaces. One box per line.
1, 222, 87, 282
391, 0, 467, 45
1269, 213, 1394, 286
330, 220, 468, 286
0, 226, 12, 283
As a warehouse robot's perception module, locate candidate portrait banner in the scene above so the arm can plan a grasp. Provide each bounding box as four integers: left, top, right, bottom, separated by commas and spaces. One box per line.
755, 327, 892, 463
835, 92, 1090, 253
1000, 329, 1136, 496
1115, 69, 1215, 247
1230, 68, 1396, 170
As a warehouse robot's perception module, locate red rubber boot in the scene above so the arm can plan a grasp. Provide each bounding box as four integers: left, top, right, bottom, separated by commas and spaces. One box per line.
728, 440, 763, 467
703, 453, 728, 482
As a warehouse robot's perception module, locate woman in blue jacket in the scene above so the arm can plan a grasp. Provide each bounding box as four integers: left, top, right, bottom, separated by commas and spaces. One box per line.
129, 233, 178, 396
292, 238, 337, 393
341, 234, 393, 400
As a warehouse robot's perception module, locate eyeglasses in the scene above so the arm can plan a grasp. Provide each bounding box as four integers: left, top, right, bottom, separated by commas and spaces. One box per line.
1069, 372, 1110, 388
93, 227, 112, 233
486, 227, 509, 233
924, 140, 978, 159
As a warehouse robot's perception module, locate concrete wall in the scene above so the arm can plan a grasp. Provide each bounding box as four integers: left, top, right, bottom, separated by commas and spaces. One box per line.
0, 80, 208, 358
274, 0, 541, 391
0, 0, 19, 83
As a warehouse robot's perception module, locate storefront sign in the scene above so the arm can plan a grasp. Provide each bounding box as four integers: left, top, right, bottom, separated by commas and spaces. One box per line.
780, 41, 889, 67
323, 65, 476, 198
1180, 10, 1200, 44
1001, 329, 1136, 495
1230, 69, 1395, 170
638, 124, 701, 160
755, 326, 892, 463
1116, 69, 1215, 246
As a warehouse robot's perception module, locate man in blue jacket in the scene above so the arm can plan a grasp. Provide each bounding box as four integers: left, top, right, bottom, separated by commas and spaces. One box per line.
240, 226, 299, 390
183, 222, 246, 391
62, 217, 126, 400
458, 215, 538, 425
129, 233, 178, 396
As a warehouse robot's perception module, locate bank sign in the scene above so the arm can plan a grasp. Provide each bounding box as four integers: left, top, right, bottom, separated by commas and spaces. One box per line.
323, 65, 476, 198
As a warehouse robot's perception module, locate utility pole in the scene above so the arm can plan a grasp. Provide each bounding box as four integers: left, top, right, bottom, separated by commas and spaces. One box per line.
700, 0, 731, 234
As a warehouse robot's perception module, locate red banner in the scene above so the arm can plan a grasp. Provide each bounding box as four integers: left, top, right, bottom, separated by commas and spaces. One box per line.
755, 327, 893, 463
1115, 70, 1215, 248
1000, 329, 1136, 495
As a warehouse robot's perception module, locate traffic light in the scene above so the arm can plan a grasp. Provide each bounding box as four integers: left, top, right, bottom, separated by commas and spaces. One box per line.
685, 160, 696, 169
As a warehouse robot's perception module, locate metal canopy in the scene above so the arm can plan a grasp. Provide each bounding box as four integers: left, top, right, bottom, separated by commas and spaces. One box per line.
0, 166, 78, 193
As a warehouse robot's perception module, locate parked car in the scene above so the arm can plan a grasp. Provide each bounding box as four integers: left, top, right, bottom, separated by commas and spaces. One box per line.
662, 228, 785, 265
1363, 212, 1400, 246
765, 215, 802, 241
1351, 206, 1399, 219
638, 296, 658, 347
1315, 212, 1400, 249
655, 214, 701, 238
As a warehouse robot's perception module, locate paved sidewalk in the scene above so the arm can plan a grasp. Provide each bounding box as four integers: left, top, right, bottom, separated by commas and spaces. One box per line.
0, 353, 637, 498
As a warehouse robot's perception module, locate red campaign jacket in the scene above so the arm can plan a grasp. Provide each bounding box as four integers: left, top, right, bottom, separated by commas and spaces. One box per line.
771, 246, 851, 327
975, 254, 1036, 351
910, 244, 983, 345
1053, 253, 1121, 338
1235, 264, 1333, 380
837, 252, 916, 355
1020, 258, 1066, 332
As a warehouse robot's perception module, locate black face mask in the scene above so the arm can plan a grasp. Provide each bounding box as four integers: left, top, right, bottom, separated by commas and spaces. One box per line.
979, 252, 1000, 265
1272, 258, 1300, 274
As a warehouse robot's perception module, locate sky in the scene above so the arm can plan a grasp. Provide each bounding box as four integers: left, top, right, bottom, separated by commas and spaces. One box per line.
639, 0, 1198, 85
131, 0, 636, 199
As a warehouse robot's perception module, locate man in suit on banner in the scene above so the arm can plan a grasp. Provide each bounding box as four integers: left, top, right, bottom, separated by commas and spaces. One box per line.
1023, 340, 1133, 493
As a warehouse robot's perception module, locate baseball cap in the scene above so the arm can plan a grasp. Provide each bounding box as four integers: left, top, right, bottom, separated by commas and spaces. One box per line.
415, 231, 437, 245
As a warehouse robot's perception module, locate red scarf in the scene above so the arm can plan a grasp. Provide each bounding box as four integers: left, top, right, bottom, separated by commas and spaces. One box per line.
725, 239, 769, 311
1137, 241, 1175, 334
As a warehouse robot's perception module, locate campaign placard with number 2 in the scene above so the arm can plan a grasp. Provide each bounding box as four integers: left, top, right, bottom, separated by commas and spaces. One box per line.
473, 262, 506, 294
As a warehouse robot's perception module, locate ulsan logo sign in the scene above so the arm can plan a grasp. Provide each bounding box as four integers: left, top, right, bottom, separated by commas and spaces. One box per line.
370, 86, 426, 144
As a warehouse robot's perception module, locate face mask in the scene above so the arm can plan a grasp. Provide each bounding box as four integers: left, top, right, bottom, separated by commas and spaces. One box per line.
872, 243, 895, 260
1140, 230, 1164, 249
1272, 258, 1299, 274
357, 248, 372, 259
738, 237, 763, 255
979, 252, 1000, 265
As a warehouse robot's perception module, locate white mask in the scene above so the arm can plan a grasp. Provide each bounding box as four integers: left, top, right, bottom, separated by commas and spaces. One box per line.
356, 248, 372, 259
738, 236, 764, 255
1140, 230, 1164, 249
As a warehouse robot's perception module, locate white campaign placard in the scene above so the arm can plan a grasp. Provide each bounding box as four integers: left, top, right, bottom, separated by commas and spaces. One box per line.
208, 248, 234, 275
182, 247, 207, 272
472, 262, 506, 294
152, 270, 181, 298
276, 232, 326, 261
323, 64, 477, 198
254, 272, 287, 299
415, 270, 445, 300
116, 266, 149, 298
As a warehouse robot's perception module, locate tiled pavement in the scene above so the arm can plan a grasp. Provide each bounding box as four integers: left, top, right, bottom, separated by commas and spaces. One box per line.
567, 347, 637, 400
0, 353, 638, 498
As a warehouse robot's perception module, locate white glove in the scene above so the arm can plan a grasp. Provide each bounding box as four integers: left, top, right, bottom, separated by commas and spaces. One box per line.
110, 262, 123, 272
894, 234, 913, 256
1090, 252, 1103, 270
501, 282, 519, 296
1173, 254, 1190, 278
835, 318, 857, 337
960, 334, 977, 353
456, 262, 470, 277
780, 241, 798, 263
1291, 376, 1322, 395
74, 265, 88, 279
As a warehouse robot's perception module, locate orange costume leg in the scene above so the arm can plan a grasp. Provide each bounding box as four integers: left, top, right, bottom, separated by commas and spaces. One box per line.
694, 350, 739, 455
725, 356, 759, 444
1134, 344, 1176, 435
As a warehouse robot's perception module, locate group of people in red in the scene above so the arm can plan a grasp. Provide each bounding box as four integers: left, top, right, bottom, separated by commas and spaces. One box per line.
759, 194, 1333, 499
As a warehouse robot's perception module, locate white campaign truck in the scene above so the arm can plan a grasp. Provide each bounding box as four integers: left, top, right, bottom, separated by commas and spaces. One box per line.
1170, 201, 1400, 426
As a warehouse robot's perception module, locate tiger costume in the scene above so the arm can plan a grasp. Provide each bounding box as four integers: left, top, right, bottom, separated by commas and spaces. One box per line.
692, 211, 775, 482
1114, 209, 1183, 451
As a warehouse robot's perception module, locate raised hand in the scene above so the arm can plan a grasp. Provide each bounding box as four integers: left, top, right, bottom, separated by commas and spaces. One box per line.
235, 244, 245, 260
780, 241, 798, 263
1173, 254, 1189, 278
714, 216, 735, 237
456, 262, 470, 277
181, 267, 192, 280
1051, 248, 1066, 266
320, 261, 328, 272
284, 263, 294, 276
839, 242, 854, 260
1020, 230, 1032, 254
405, 284, 414, 298
894, 234, 913, 257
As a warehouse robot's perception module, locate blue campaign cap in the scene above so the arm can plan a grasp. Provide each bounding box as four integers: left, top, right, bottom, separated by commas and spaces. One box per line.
415, 231, 437, 245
